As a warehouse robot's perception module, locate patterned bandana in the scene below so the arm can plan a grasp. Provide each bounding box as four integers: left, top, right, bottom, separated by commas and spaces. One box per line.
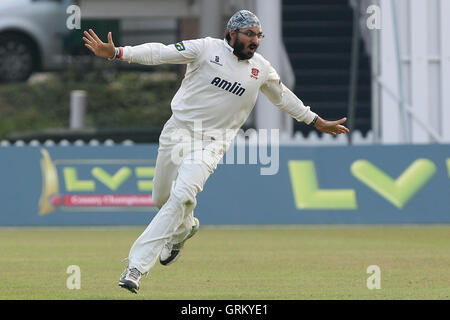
226, 10, 261, 31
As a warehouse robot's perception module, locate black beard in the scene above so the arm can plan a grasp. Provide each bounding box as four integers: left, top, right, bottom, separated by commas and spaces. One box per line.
233, 37, 256, 60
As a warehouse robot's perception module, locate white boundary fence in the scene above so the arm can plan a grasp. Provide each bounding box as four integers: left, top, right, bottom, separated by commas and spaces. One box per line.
0, 128, 374, 147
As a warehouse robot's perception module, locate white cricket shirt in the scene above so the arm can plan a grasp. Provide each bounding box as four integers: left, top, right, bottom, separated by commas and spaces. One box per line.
121, 37, 317, 141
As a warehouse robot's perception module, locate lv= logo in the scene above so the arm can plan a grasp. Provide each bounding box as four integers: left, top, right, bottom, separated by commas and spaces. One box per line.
351, 159, 436, 209
289, 159, 438, 210
39, 149, 156, 216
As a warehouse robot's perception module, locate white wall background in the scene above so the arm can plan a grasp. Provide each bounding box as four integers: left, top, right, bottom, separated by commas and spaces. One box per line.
374, 0, 450, 144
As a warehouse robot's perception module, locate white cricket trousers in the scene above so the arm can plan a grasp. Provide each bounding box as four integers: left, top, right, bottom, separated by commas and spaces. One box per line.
127, 116, 226, 274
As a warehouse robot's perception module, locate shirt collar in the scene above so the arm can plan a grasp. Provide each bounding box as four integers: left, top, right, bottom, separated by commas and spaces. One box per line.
223, 38, 252, 63
223, 38, 233, 52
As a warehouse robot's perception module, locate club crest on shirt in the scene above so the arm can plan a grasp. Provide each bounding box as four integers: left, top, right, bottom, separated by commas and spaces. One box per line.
250, 68, 259, 79
174, 42, 185, 51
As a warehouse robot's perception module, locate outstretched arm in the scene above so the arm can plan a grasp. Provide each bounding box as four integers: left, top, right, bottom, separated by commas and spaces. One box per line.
260, 65, 349, 136
82, 28, 205, 66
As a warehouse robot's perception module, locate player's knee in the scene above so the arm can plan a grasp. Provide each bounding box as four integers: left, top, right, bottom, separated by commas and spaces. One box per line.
152, 185, 171, 209
152, 193, 168, 210
170, 184, 197, 210
171, 190, 195, 208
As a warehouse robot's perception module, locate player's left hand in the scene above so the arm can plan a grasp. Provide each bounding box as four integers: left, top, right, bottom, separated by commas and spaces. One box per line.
314, 116, 350, 136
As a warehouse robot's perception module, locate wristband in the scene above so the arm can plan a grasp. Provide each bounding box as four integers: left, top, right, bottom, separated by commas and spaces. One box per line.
108, 47, 120, 61
309, 115, 318, 126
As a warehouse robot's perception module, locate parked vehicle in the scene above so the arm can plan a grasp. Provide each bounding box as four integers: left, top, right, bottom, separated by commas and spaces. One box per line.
0, 0, 70, 82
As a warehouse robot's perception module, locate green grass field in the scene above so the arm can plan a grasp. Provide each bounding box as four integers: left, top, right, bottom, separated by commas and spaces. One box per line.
0, 225, 449, 300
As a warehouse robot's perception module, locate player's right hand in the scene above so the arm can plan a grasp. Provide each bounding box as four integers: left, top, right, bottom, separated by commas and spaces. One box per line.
83, 29, 116, 59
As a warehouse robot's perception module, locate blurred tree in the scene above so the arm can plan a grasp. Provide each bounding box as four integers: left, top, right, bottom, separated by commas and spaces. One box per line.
0, 63, 179, 141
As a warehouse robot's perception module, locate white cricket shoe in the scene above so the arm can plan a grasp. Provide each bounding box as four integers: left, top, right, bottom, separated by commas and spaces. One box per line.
160, 217, 200, 266
118, 267, 143, 294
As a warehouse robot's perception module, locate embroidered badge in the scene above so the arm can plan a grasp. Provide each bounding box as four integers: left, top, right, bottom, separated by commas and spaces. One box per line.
251, 68, 259, 79
174, 42, 185, 51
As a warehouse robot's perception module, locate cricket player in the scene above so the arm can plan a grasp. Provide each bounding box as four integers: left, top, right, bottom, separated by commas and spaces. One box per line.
83, 10, 349, 294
